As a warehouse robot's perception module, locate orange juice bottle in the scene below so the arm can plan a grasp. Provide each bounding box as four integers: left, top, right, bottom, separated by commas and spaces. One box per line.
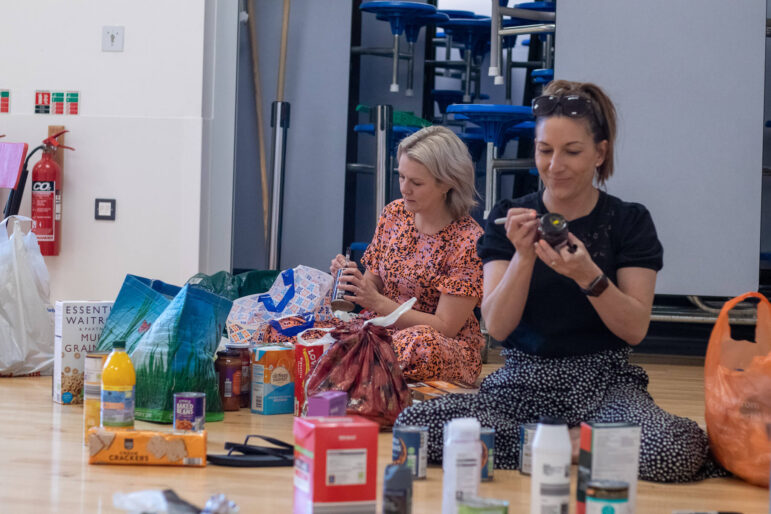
100, 341, 136, 429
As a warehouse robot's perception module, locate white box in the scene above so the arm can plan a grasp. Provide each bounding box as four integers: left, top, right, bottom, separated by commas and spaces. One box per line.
53, 301, 113, 404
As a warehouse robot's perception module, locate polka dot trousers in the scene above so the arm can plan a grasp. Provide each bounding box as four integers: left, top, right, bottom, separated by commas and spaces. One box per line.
395, 347, 728, 482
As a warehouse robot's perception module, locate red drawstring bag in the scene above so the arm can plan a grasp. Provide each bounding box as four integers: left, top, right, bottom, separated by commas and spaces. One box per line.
304, 299, 414, 428
704, 291, 771, 486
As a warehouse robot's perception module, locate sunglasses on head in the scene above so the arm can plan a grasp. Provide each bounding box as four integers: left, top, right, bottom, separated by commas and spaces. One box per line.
532, 94, 595, 118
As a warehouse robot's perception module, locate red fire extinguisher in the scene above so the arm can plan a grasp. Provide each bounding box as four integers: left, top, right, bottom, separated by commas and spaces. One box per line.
31, 130, 74, 256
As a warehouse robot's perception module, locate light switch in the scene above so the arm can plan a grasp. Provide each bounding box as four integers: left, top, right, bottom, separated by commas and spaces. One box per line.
95, 199, 116, 220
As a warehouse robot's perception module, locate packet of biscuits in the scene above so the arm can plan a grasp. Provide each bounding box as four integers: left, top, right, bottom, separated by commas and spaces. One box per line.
87, 427, 206, 467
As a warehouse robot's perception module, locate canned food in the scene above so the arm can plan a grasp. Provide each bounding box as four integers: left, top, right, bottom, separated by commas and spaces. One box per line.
518, 423, 537, 475
586, 480, 628, 514
173, 392, 206, 431
457, 496, 509, 514
392, 426, 428, 479
480, 427, 495, 481
83, 352, 109, 443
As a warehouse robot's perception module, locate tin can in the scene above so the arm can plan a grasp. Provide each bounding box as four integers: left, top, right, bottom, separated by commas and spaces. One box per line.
226, 342, 251, 408
83, 351, 109, 443
392, 426, 428, 479
586, 480, 628, 514
480, 427, 495, 481
173, 392, 206, 431
518, 423, 537, 475
456, 496, 509, 514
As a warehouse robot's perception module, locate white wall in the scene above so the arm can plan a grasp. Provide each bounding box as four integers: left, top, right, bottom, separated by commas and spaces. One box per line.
0, 1, 209, 302
556, 0, 765, 296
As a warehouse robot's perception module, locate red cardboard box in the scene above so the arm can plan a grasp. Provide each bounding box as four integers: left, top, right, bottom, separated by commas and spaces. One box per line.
294, 339, 332, 416
293, 415, 378, 514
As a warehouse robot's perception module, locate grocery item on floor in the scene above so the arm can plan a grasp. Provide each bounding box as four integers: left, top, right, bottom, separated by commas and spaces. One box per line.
293, 415, 379, 513
87, 427, 206, 467
531, 417, 571, 514
576, 421, 641, 514
705, 291, 771, 487
83, 351, 109, 442
383, 464, 413, 514
251, 345, 294, 415
480, 427, 495, 482
173, 392, 206, 432
101, 341, 135, 429
306, 390, 347, 417
54, 301, 112, 404
0, 215, 54, 377
443, 418, 482, 514
392, 425, 428, 480
216, 349, 242, 412
295, 326, 335, 416
304, 299, 415, 428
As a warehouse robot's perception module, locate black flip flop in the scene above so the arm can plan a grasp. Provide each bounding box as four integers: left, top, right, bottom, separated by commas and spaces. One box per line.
207, 434, 294, 467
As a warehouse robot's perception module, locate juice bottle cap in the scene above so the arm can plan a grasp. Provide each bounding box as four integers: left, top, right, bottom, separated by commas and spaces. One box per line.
113, 341, 126, 350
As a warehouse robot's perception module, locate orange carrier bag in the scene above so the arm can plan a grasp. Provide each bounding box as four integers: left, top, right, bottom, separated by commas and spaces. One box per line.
704, 291, 771, 486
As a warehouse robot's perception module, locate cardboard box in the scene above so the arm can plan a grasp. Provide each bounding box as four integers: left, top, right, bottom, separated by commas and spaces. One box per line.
53, 301, 112, 404
408, 380, 478, 402
294, 338, 332, 415
293, 416, 378, 514
577, 421, 641, 514
307, 391, 347, 417
87, 427, 206, 467
252, 345, 294, 414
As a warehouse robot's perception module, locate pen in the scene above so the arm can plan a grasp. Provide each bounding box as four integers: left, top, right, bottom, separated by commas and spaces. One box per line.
494, 212, 544, 225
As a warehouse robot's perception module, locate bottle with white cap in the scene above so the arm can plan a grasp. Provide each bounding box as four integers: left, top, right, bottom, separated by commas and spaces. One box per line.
530, 416, 571, 514
442, 417, 481, 514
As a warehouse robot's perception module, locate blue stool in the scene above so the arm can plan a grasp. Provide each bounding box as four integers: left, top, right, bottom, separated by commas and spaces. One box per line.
360, 1, 436, 93
447, 103, 534, 217
532, 68, 553, 84
432, 89, 490, 122
354, 123, 420, 155
437, 17, 492, 102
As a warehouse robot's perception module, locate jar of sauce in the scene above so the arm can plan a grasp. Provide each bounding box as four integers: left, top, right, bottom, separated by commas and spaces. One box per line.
226, 342, 251, 408
215, 349, 241, 411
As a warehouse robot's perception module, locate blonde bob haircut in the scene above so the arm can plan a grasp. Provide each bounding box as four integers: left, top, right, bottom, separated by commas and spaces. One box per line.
396, 125, 478, 220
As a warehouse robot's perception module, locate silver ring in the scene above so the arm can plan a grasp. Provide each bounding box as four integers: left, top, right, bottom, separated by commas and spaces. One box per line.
550, 261, 556, 266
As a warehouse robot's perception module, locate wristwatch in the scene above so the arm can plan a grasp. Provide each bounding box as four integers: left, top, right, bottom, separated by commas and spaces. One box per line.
580, 274, 610, 297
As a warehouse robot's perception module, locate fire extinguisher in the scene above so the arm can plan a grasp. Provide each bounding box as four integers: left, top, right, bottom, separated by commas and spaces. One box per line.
31, 130, 74, 256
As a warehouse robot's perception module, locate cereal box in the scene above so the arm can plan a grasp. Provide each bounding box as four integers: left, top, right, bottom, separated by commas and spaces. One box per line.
294, 338, 333, 415
293, 416, 378, 514
54, 301, 113, 404
252, 345, 294, 415
87, 427, 206, 467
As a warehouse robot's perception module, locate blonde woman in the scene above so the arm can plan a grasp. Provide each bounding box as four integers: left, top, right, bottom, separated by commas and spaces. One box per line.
331, 126, 484, 384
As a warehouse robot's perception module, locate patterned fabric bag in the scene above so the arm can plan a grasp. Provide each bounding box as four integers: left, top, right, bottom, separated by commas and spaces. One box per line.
253, 313, 338, 345
226, 265, 333, 345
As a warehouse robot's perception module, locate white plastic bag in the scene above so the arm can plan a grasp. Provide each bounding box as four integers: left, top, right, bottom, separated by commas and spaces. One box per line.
0, 216, 54, 376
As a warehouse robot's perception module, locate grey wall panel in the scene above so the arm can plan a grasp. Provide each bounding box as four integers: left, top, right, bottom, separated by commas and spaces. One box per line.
555, 0, 765, 296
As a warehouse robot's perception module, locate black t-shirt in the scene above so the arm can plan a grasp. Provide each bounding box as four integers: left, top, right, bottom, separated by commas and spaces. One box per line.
477, 190, 664, 357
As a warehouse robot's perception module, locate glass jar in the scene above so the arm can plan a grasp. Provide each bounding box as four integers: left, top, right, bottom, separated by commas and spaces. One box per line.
215, 349, 241, 411
226, 342, 251, 408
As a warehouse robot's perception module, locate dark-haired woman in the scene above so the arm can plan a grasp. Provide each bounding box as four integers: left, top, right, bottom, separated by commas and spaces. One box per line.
396, 80, 727, 482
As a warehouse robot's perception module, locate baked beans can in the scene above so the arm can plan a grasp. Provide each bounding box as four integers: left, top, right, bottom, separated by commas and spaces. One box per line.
83, 351, 109, 444
456, 496, 509, 513
173, 392, 206, 432
392, 426, 428, 479
585, 480, 628, 513
518, 423, 537, 475
480, 427, 495, 481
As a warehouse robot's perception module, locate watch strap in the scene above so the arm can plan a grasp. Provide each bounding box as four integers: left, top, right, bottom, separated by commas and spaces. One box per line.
581, 274, 609, 297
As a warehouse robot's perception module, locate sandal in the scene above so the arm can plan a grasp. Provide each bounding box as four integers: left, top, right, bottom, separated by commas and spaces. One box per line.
207, 434, 294, 467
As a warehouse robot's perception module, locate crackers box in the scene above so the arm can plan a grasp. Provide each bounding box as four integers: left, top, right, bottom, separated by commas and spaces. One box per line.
87, 427, 206, 467
294, 338, 333, 415
252, 345, 294, 415
293, 416, 378, 514
53, 301, 113, 404
577, 421, 641, 514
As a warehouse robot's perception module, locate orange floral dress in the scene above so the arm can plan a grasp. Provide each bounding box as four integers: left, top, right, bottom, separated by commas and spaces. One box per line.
361, 199, 484, 384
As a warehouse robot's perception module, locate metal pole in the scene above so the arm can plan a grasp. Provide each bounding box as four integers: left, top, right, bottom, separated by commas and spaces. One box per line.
390, 34, 400, 92
484, 142, 496, 219
375, 105, 393, 219
268, 101, 290, 269
544, 33, 554, 69
489, 0, 501, 79
463, 49, 472, 102
406, 41, 415, 97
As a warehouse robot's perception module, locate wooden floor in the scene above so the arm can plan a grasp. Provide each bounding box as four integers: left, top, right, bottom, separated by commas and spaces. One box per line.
0, 357, 768, 513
